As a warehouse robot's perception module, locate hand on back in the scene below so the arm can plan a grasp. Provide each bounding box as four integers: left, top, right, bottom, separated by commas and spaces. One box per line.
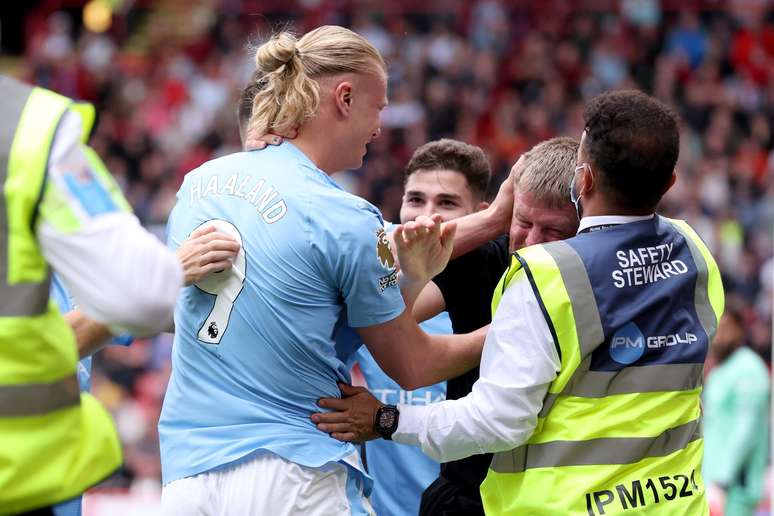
176, 225, 241, 286
244, 128, 298, 151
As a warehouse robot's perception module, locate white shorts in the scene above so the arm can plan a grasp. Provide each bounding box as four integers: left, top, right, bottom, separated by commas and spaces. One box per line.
161, 451, 374, 516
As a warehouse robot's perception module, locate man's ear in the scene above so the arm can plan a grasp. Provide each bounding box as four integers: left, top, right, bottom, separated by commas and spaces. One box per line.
476, 201, 490, 212
664, 170, 677, 194
581, 163, 595, 196
334, 81, 354, 117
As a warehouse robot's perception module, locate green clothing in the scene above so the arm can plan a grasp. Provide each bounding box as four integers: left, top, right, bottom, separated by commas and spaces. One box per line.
0, 75, 122, 514
703, 347, 770, 515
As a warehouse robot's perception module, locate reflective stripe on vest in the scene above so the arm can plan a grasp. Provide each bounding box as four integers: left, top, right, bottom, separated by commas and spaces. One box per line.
0, 78, 71, 316
0, 78, 47, 316
491, 416, 702, 474
0, 373, 79, 417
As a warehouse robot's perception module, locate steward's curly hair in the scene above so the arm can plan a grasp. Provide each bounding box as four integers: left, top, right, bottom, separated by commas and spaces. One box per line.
582, 90, 679, 212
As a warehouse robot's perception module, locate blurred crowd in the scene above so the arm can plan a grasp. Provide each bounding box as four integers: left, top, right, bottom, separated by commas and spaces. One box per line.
5, 0, 772, 505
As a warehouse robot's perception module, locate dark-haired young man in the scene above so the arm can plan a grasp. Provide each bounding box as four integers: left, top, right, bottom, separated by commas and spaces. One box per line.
351, 138, 491, 516
314, 90, 724, 515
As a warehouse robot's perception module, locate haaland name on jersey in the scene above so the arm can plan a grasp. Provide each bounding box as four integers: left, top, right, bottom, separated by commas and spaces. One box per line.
612, 242, 688, 288
189, 173, 287, 224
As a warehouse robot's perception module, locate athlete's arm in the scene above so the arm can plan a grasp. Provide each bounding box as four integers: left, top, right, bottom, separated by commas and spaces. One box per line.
314, 269, 559, 461
37, 111, 183, 337
411, 283, 445, 324
367, 216, 482, 388
357, 314, 485, 391
393, 215, 455, 311
63, 309, 113, 358
448, 164, 515, 259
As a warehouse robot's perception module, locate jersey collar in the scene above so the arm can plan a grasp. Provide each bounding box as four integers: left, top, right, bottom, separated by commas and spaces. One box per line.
577, 214, 655, 234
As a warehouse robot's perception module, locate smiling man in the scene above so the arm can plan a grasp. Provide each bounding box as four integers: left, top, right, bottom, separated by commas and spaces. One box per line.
351, 139, 491, 516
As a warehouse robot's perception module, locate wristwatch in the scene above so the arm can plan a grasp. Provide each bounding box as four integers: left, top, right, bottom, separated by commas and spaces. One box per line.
374, 404, 400, 440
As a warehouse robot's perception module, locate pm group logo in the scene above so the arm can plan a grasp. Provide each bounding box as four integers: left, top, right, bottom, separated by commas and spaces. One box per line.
609, 322, 646, 364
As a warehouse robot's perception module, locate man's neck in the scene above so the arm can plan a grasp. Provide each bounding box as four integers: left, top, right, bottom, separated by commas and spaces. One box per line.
291, 115, 346, 174
290, 134, 335, 174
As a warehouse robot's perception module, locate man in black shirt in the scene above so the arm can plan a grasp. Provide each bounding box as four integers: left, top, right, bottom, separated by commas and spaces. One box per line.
415, 137, 581, 516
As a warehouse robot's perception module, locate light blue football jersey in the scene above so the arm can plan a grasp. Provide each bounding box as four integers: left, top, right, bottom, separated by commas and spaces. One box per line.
159, 143, 405, 486
354, 313, 449, 516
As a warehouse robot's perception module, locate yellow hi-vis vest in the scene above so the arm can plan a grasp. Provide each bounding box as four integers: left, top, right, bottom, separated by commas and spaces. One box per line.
480, 218, 724, 516
0, 76, 121, 515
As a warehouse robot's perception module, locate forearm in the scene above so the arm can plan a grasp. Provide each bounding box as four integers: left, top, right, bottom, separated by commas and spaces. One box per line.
394, 373, 545, 462
64, 310, 113, 358
407, 326, 487, 389
450, 207, 508, 259
411, 282, 445, 324
359, 314, 485, 391
398, 271, 427, 313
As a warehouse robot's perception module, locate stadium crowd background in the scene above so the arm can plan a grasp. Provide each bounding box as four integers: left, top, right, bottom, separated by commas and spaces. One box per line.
1, 0, 771, 513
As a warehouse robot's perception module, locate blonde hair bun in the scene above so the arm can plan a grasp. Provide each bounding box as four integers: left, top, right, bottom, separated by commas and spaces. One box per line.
255, 32, 298, 73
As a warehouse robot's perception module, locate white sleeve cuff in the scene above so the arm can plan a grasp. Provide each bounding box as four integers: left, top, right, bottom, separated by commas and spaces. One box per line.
392, 403, 428, 447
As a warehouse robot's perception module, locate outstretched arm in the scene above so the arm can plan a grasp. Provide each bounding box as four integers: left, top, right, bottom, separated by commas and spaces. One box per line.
357, 316, 486, 391
412, 282, 446, 324
394, 214, 456, 310
447, 162, 517, 258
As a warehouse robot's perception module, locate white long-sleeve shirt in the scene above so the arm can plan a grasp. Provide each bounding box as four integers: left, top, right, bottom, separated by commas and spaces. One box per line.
393, 215, 654, 462
35, 110, 182, 336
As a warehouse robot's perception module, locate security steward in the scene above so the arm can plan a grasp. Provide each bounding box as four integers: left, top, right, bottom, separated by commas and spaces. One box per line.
1, 76, 181, 514
311, 90, 724, 516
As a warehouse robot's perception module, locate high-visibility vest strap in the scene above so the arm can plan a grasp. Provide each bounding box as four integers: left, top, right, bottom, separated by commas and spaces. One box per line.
0, 78, 73, 315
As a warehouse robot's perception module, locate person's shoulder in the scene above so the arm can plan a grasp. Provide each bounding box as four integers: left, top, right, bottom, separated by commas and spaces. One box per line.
485, 235, 510, 259
731, 347, 770, 382
334, 190, 381, 216
180, 151, 243, 181
313, 188, 384, 229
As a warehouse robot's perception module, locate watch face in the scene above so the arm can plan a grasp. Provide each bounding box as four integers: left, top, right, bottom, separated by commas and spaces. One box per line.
379, 410, 396, 429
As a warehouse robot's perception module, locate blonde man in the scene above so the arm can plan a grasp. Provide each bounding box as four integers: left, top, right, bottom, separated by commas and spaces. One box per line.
159, 26, 483, 515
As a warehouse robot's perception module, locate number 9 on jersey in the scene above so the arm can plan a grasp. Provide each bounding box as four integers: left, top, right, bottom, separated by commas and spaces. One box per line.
193, 219, 246, 345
